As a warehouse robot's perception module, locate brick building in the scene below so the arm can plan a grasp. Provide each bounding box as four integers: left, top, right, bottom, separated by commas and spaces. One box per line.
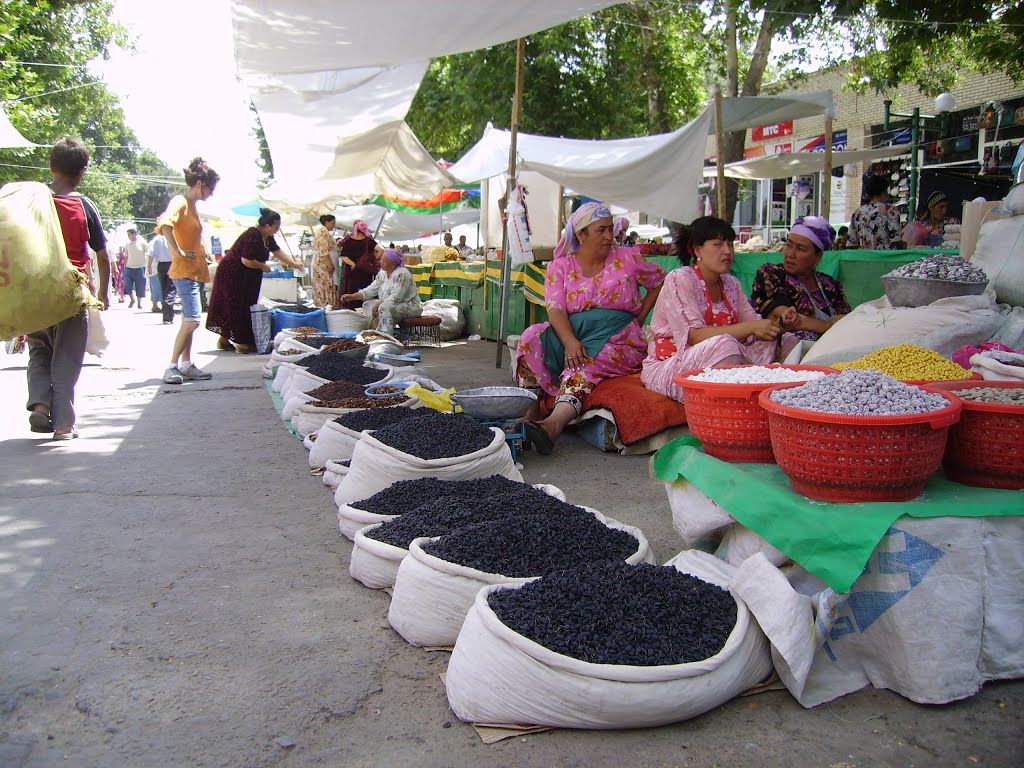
709, 65, 1024, 237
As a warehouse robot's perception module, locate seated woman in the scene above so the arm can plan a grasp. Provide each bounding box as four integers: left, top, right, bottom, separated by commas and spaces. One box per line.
641, 216, 797, 402
515, 203, 666, 455
750, 215, 851, 342
916, 191, 960, 247
206, 207, 303, 353
340, 248, 421, 333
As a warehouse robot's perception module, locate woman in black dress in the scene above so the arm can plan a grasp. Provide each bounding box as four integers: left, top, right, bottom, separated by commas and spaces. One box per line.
338, 219, 379, 309
206, 208, 302, 352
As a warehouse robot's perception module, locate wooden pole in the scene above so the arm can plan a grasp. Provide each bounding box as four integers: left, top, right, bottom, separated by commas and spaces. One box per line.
713, 83, 726, 219
496, 37, 525, 368
822, 114, 834, 219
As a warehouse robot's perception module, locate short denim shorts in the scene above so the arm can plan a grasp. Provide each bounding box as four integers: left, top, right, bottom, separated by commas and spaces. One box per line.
172, 278, 202, 321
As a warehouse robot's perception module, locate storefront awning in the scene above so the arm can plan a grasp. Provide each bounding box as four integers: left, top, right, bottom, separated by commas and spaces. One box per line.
703, 145, 908, 180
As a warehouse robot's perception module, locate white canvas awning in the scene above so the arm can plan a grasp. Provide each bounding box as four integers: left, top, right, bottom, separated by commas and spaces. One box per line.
230, 0, 620, 76
703, 145, 908, 180
379, 209, 481, 242
718, 91, 835, 132
0, 106, 39, 148
449, 109, 715, 222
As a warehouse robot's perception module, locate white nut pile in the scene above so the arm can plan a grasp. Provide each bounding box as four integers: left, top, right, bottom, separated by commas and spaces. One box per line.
769, 369, 950, 416
687, 366, 827, 384
886, 254, 987, 283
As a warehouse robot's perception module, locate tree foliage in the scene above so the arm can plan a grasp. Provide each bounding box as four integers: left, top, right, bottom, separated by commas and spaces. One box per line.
0, 0, 177, 227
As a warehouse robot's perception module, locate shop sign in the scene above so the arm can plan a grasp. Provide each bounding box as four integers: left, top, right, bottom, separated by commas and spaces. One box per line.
962, 114, 979, 133
743, 141, 793, 159
752, 121, 793, 143
797, 129, 848, 153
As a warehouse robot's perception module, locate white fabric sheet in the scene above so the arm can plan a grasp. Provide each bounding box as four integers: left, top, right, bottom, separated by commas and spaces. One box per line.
717, 91, 835, 132
703, 145, 909, 180
0, 106, 38, 148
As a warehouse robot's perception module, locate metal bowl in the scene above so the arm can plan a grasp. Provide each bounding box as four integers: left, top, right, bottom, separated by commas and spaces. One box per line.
881, 275, 987, 308
451, 386, 538, 420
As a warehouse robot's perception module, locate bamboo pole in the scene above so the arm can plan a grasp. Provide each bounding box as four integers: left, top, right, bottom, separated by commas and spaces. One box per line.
822, 114, 834, 218
713, 83, 726, 219
495, 37, 525, 368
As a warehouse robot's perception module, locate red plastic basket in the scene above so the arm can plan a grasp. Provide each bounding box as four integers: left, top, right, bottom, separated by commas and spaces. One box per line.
757, 386, 962, 502
922, 381, 1024, 490
672, 365, 839, 463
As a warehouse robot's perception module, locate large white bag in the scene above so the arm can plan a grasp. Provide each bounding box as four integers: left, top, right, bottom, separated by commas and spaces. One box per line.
326, 308, 368, 333
731, 516, 1024, 707
350, 522, 408, 589
334, 427, 522, 508
665, 479, 735, 551
971, 214, 1024, 307
282, 392, 316, 420
323, 459, 349, 490
309, 419, 362, 469
271, 361, 296, 392
282, 368, 330, 400
801, 290, 1005, 366
444, 550, 773, 729
420, 298, 466, 341
387, 508, 654, 647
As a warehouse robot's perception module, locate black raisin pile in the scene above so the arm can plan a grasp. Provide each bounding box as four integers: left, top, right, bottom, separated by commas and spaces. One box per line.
273, 304, 317, 313
488, 562, 737, 666
422, 509, 638, 577
365, 495, 509, 548
372, 412, 494, 460
292, 335, 341, 349
298, 354, 389, 384
335, 407, 421, 433
350, 475, 538, 514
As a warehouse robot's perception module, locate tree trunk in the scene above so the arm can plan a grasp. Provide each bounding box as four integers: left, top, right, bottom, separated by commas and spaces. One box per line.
634, 3, 670, 133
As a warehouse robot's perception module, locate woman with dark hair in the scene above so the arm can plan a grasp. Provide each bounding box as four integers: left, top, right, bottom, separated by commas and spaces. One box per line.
206, 207, 302, 353
338, 219, 379, 309
641, 216, 797, 402
312, 213, 339, 307
750, 215, 850, 342
846, 174, 900, 249
916, 190, 960, 247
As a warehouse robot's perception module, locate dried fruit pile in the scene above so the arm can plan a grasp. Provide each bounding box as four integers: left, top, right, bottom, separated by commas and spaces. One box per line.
488, 562, 737, 666
350, 475, 533, 514
335, 406, 421, 432
296, 354, 388, 384
955, 387, 1024, 406
372, 412, 494, 459
321, 339, 368, 354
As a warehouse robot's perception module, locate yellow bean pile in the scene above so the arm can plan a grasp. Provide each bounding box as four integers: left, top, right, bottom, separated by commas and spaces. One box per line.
832, 344, 971, 382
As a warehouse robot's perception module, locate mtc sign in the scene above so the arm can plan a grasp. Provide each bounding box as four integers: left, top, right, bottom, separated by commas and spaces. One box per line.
752, 121, 794, 143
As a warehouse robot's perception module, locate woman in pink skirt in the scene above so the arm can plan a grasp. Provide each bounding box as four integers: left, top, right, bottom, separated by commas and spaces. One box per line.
641, 216, 799, 402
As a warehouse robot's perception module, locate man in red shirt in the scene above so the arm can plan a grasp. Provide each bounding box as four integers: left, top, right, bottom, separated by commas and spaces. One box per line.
26, 137, 109, 440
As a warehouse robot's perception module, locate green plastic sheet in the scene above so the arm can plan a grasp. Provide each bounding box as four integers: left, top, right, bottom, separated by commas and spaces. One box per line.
265, 378, 302, 438
652, 435, 1022, 592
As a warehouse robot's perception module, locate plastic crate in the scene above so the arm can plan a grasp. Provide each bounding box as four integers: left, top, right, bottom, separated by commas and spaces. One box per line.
672, 365, 838, 463
757, 386, 961, 502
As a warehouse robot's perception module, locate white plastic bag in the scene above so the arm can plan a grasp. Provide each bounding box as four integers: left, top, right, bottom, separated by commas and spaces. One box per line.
444, 550, 772, 729
334, 427, 522, 508
969, 351, 1024, 381
325, 308, 368, 333
505, 185, 535, 267
387, 507, 654, 647
349, 522, 408, 589
971, 215, 1024, 306
420, 298, 465, 341
85, 306, 109, 358
665, 480, 735, 551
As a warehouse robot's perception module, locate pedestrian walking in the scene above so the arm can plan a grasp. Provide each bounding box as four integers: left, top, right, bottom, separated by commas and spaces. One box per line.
147, 230, 175, 321
122, 227, 147, 308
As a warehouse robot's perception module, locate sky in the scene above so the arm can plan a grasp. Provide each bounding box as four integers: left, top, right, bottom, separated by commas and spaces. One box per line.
90, 0, 263, 215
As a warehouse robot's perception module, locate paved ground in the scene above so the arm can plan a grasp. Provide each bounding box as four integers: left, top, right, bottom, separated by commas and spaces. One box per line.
1, 304, 1021, 768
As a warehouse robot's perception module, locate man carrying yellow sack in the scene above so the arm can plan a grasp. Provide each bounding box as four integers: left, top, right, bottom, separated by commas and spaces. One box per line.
24, 137, 109, 440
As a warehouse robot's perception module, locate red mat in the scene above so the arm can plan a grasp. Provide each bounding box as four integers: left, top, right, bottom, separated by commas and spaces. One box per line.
582, 374, 687, 446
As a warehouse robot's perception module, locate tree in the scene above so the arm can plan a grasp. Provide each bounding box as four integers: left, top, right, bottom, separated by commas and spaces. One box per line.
408, 2, 713, 161
0, 0, 176, 226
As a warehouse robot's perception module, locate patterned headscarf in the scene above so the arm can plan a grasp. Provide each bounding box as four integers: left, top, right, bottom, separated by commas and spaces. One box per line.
613, 216, 630, 240
553, 202, 613, 258
382, 248, 404, 268
351, 220, 371, 238
790, 216, 835, 253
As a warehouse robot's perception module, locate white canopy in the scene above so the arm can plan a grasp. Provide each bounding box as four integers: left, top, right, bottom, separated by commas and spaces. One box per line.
379, 209, 481, 242
449, 109, 715, 222
718, 91, 835, 132
0, 106, 39, 148
230, 0, 620, 76
703, 145, 908, 180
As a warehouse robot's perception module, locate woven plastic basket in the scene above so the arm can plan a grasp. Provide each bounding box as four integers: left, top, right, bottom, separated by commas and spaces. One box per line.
758, 386, 962, 502
923, 381, 1024, 490
672, 365, 838, 463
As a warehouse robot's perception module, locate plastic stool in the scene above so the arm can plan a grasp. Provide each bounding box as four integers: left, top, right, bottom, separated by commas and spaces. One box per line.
397, 315, 442, 347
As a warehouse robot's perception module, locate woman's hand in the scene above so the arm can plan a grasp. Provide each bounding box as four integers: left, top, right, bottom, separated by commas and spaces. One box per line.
340, 292, 359, 303
180, 249, 196, 261
748, 318, 783, 341
563, 339, 588, 370
780, 306, 801, 330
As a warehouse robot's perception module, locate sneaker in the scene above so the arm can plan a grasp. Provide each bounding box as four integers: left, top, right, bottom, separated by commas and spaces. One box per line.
163, 366, 184, 384
29, 410, 53, 433
52, 428, 79, 440
179, 364, 212, 381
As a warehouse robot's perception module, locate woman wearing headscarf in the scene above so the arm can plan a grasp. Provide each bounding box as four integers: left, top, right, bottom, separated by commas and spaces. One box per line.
340, 248, 422, 333
916, 191, 960, 247
514, 203, 666, 455
312, 214, 340, 307
613, 215, 630, 244
207, 207, 302, 353
338, 219, 379, 309
641, 216, 799, 403
846, 175, 901, 250
750, 215, 851, 342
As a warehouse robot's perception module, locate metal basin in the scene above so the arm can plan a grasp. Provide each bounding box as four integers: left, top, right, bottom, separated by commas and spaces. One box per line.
451, 386, 538, 420
881, 275, 987, 308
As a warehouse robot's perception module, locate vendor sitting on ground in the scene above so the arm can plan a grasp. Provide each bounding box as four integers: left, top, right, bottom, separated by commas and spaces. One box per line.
340, 248, 421, 334
641, 216, 798, 402
749, 215, 851, 342
515, 203, 666, 455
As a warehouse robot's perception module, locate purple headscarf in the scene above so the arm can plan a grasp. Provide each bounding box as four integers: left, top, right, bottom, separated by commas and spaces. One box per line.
790, 216, 835, 253
613, 216, 630, 240
382, 248, 404, 268
553, 202, 613, 258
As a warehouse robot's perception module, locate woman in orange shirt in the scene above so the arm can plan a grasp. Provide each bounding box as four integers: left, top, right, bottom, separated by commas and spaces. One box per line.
157, 157, 220, 384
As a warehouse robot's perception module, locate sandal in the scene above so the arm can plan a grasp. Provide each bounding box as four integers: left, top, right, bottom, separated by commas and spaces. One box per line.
29, 410, 53, 433
216, 337, 234, 351
524, 421, 554, 456
53, 428, 79, 441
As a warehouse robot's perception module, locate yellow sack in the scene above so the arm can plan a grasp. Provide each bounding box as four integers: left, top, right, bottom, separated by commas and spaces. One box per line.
404, 383, 462, 413
0, 181, 88, 338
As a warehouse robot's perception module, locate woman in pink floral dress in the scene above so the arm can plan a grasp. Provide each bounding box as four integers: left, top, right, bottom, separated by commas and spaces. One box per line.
515, 203, 665, 454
